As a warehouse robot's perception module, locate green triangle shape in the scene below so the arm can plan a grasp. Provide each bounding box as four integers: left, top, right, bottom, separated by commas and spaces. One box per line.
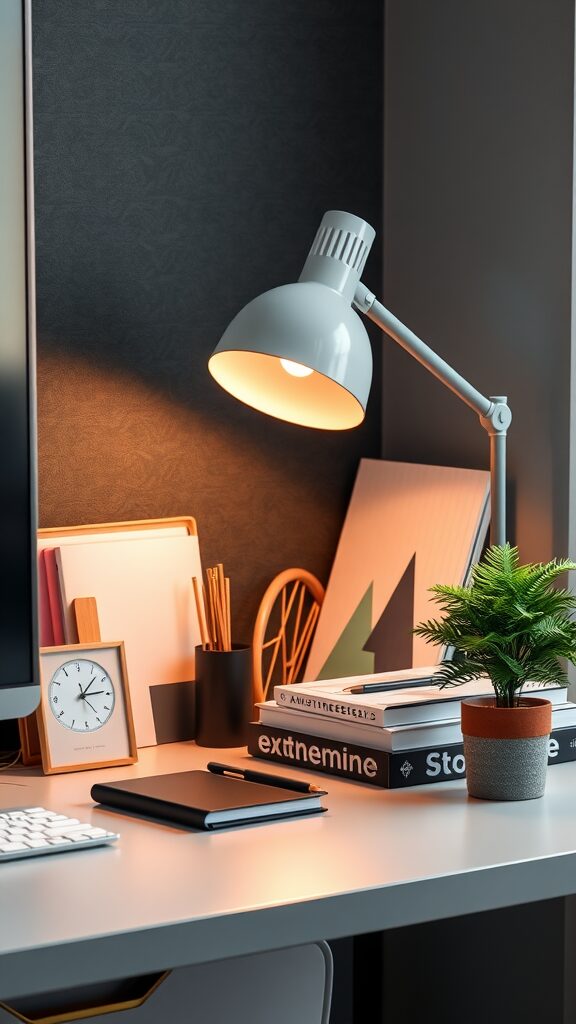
317, 583, 375, 679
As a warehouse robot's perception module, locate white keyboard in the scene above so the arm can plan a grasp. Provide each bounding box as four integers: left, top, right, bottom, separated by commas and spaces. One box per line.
0, 807, 119, 861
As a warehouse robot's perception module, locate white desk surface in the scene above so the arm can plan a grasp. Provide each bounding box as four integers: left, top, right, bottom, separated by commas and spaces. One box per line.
1, 742, 576, 998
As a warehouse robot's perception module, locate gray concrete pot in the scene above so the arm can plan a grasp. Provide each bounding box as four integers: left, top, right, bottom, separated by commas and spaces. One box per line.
461, 696, 552, 801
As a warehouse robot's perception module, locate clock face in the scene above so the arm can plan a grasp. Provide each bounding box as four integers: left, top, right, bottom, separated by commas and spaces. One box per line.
48, 658, 116, 732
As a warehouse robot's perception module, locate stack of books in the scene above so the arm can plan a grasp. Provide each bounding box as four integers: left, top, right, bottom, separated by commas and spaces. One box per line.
247, 668, 576, 788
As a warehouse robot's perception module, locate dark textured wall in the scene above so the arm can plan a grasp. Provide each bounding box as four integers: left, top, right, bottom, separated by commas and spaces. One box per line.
32, 0, 383, 641
383, 0, 574, 563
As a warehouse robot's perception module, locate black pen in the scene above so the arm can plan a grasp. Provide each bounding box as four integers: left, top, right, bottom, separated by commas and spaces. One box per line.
207, 761, 326, 794
342, 677, 437, 695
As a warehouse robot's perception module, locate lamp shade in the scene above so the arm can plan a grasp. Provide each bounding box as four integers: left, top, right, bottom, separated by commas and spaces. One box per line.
208, 210, 376, 430
209, 281, 372, 430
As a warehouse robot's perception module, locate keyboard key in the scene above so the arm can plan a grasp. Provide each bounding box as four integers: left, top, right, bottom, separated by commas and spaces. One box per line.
0, 843, 27, 852
46, 823, 87, 834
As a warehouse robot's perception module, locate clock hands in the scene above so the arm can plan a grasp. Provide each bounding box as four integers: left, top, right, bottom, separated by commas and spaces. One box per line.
77, 676, 101, 700
77, 678, 107, 714
76, 684, 105, 703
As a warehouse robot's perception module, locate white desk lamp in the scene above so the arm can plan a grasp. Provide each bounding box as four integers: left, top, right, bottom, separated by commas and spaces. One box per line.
209, 210, 511, 545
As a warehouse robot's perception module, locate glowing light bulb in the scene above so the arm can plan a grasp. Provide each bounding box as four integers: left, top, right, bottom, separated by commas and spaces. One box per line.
280, 358, 314, 378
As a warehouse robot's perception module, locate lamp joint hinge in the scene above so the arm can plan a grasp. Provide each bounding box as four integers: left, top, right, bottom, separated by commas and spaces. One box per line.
353, 282, 376, 313
480, 396, 512, 435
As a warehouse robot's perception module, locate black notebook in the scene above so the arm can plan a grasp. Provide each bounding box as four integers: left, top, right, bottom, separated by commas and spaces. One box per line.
91, 770, 327, 830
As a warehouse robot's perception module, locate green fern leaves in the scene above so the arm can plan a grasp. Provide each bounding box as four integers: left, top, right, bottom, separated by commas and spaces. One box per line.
414, 544, 576, 707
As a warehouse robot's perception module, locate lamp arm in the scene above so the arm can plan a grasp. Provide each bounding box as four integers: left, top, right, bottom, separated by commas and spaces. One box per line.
354, 283, 512, 546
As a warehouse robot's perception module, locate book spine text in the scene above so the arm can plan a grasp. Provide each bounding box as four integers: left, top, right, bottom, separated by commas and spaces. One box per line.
248, 723, 576, 788
273, 686, 388, 726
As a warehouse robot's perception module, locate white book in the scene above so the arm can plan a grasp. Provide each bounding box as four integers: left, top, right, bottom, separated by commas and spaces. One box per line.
258, 700, 576, 752
273, 675, 569, 728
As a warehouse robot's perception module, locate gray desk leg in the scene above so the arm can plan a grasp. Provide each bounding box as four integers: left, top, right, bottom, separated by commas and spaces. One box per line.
327, 939, 353, 1024
563, 896, 576, 1023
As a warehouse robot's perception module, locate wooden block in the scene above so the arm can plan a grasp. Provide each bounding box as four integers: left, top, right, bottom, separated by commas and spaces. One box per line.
73, 597, 101, 643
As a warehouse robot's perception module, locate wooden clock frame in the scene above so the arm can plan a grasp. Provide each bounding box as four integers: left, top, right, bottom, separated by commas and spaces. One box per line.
37, 641, 137, 775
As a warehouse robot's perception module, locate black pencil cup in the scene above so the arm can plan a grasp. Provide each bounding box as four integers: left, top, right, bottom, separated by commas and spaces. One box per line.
194, 644, 253, 747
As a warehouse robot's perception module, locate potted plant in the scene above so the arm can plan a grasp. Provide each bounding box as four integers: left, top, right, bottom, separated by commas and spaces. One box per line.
414, 544, 576, 800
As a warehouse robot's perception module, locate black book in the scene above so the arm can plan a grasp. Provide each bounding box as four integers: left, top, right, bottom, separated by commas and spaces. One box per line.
91, 770, 327, 830
248, 722, 576, 789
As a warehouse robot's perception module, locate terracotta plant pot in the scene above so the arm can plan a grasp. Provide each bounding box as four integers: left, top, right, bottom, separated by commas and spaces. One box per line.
461, 696, 552, 801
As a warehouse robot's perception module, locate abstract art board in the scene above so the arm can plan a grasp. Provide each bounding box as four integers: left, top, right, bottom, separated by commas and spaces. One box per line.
305, 459, 490, 681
